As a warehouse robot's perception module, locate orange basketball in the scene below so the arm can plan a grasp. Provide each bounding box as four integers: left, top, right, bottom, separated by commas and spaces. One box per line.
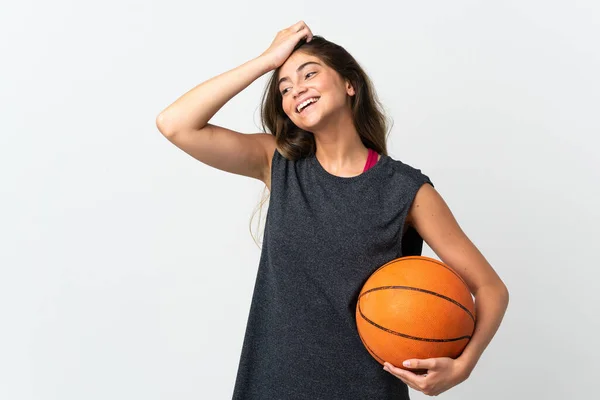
356, 256, 476, 371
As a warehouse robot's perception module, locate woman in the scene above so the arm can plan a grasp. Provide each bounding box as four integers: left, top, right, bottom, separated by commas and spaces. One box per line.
156, 21, 509, 399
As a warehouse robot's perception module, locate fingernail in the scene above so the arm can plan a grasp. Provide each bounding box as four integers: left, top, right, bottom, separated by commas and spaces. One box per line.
403, 361, 410, 367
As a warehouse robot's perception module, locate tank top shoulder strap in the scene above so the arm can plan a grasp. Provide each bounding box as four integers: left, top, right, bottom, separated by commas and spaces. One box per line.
363, 148, 379, 172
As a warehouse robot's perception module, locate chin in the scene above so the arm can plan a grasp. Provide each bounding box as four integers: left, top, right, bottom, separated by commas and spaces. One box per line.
294, 111, 326, 130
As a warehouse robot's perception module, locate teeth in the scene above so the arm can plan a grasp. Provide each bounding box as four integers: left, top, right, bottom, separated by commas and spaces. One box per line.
297, 97, 319, 113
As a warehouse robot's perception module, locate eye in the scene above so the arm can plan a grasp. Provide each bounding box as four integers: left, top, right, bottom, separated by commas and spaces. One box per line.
280, 72, 317, 95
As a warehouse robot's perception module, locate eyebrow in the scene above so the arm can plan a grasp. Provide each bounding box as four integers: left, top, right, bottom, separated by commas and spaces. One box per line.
278, 61, 322, 87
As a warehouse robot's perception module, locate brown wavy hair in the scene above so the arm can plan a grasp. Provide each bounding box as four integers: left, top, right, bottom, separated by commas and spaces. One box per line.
249, 35, 393, 247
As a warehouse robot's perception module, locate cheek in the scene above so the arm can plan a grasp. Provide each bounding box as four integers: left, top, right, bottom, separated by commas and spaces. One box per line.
319, 84, 344, 104
281, 100, 292, 116
286, 102, 296, 117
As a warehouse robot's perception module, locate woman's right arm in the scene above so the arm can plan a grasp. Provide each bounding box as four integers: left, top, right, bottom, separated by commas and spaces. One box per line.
155, 21, 313, 186
155, 56, 277, 183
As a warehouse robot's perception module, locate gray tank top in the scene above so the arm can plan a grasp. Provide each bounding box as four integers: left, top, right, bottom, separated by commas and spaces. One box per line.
232, 148, 434, 399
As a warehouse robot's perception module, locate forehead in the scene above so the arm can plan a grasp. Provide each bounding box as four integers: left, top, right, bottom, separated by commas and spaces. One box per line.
278, 52, 323, 80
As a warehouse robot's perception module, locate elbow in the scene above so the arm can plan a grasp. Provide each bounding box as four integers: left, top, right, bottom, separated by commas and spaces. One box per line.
475, 281, 509, 304
156, 113, 175, 137
499, 283, 510, 305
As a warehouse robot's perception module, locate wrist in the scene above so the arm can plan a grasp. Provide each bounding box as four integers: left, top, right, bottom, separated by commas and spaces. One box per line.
456, 354, 477, 379
253, 54, 277, 73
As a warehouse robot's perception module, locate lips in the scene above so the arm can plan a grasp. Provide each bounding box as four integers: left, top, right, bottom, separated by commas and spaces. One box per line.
299, 101, 316, 113
296, 97, 320, 114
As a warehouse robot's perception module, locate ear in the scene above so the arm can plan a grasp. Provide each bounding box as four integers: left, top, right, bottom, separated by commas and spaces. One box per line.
345, 80, 355, 96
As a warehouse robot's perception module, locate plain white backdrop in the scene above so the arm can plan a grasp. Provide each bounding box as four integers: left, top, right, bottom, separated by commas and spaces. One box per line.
2, 0, 599, 399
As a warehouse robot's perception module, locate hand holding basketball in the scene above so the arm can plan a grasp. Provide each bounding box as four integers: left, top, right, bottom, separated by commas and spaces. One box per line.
356, 256, 477, 395
383, 356, 471, 396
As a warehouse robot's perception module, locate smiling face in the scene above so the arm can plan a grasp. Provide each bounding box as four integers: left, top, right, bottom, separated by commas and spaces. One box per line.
277, 51, 355, 130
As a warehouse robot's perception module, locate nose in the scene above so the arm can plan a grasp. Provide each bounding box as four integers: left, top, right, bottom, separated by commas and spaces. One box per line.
291, 84, 308, 99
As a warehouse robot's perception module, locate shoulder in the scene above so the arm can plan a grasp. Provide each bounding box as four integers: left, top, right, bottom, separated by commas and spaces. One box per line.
261, 135, 278, 191
405, 182, 436, 226
384, 156, 434, 225
387, 156, 434, 189
261, 139, 311, 190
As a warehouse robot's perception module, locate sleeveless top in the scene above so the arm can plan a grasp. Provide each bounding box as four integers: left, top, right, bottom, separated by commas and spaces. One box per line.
231, 147, 434, 399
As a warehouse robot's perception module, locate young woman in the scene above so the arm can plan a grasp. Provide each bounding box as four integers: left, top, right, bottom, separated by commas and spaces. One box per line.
156, 21, 509, 399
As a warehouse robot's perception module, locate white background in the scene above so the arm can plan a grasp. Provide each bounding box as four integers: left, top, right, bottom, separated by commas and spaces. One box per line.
2, 0, 599, 399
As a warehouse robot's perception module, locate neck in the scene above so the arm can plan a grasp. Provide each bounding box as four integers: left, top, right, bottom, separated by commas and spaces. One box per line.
312, 110, 369, 172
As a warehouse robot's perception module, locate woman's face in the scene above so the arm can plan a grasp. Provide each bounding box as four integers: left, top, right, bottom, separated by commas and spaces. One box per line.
277, 51, 354, 130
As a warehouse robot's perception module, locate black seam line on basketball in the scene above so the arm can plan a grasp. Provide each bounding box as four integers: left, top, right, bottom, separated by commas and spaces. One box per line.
371, 256, 470, 290
358, 300, 472, 342
360, 286, 475, 324
357, 326, 385, 364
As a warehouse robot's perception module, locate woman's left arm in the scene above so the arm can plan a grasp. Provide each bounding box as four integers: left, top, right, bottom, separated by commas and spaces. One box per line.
383, 183, 509, 396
